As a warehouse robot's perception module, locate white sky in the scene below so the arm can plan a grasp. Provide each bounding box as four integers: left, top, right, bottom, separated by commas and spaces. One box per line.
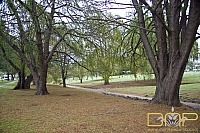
108, 0, 200, 47
106, 0, 133, 17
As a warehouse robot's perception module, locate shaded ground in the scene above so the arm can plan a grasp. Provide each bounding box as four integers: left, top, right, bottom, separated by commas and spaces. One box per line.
0, 85, 199, 133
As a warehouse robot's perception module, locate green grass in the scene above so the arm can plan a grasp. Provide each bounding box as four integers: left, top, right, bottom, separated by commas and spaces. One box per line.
67, 74, 154, 86
109, 72, 200, 102
70, 71, 200, 102
0, 85, 199, 133
68, 71, 200, 87
181, 71, 200, 84
0, 72, 199, 132
0, 83, 16, 95
109, 83, 200, 99
0, 80, 10, 85
0, 84, 16, 89
179, 83, 200, 99
110, 86, 156, 97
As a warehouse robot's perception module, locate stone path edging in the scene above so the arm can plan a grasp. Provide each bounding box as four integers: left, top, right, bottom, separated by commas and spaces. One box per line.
102, 91, 200, 111
66, 85, 200, 111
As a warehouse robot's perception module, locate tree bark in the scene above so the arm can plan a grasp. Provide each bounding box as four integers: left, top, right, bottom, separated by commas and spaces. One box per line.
0, 0, 70, 95
24, 74, 33, 89
14, 73, 33, 90
61, 57, 67, 87
33, 63, 49, 95
151, 66, 184, 106
62, 77, 66, 87
14, 72, 22, 90
132, 0, 200, 106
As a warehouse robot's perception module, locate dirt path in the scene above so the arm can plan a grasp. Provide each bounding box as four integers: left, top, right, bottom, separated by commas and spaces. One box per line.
66, 85, 200, 111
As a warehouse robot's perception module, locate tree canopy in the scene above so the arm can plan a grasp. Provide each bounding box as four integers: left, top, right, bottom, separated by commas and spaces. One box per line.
0, 0, 199, 106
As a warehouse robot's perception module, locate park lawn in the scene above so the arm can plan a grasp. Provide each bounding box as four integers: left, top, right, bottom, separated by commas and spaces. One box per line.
181, 71, 200, 84
105, 72, 200, 102
109, 83, 200, 102
0, 80, 11, 85
0, 85, 199, 133
67, 74, 154, 87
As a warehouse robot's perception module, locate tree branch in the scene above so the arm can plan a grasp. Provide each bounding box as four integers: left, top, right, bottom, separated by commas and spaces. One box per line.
140, 0, 170, 32
132, 0, 157, 75
54, 51, 92, 72
45, 30, 72, 64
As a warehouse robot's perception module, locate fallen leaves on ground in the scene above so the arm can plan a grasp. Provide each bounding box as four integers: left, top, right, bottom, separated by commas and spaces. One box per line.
0, 85, 199, 133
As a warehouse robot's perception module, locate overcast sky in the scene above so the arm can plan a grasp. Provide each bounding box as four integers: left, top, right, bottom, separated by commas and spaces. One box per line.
108, 0, 200, 46
106, 0, 133, 17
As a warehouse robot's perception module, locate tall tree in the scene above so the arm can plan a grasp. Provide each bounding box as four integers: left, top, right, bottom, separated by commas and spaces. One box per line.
131, 0, 200, 106
1, 30, 34, 89
0, 33, 29, 86
1, 0, 105, 93
0, 0, 69, 94
82, 13, 123, 85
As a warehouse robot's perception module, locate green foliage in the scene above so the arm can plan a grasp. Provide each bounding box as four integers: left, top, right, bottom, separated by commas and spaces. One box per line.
47, 63, 62, 84
120, 16, 153, 80
85, 17, 122, 84
190, 41, 199, 60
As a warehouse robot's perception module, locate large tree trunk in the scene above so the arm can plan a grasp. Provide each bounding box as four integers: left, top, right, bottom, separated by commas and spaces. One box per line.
132, 0, 200, 106
152, 69, 184, 106
62, 77, 66, 87
34, 79, 49, 95
14, 71, 24, 89
14, 72, 22, 90
33, 76, 49, 95
20, 63, 25, 89
14, 73, 33, 90
152, 57, 187, 106
33, 63, 49, 95
24, 74, 33, 89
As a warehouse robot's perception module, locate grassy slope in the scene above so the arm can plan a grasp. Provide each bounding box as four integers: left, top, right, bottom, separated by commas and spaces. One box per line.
0, 85, 199, 133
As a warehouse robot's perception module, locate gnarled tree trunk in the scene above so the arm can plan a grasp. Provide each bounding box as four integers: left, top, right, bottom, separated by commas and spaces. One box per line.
24, 74, 33, 89
132, 0, 200, 106
152, 66, 185, 106
32, 62, 49, 95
